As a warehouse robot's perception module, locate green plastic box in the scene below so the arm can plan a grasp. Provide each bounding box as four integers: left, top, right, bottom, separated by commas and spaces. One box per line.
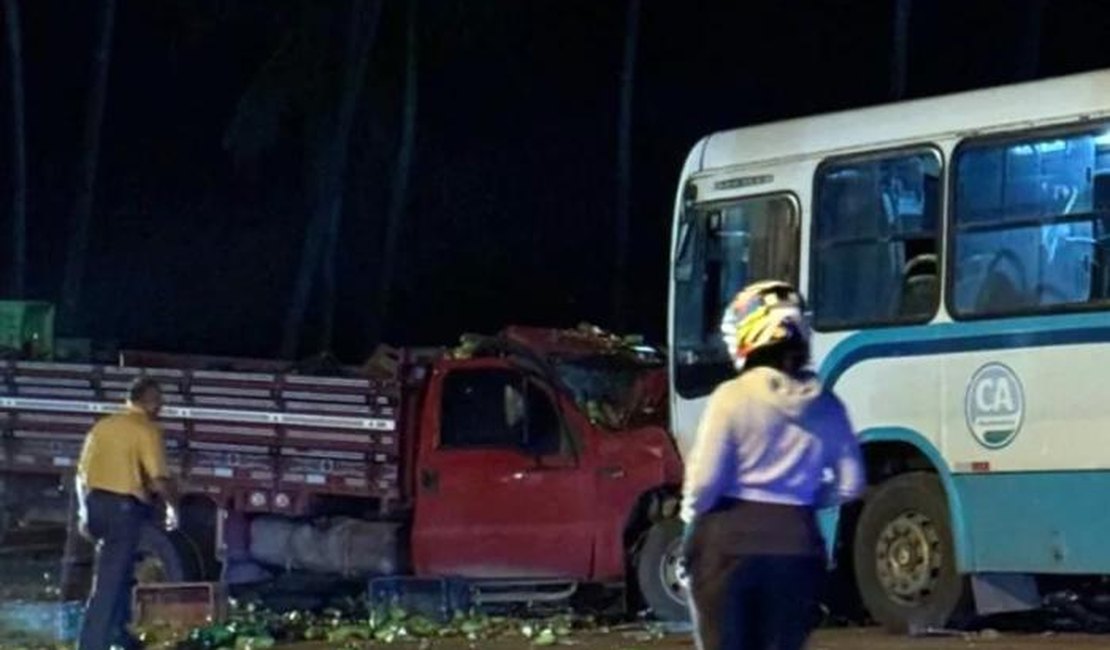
0, 300, 55, 359
0, 600, 83, 643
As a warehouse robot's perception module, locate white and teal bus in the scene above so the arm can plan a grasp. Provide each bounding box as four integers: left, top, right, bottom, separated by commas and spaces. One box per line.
668, 69, 1110, 631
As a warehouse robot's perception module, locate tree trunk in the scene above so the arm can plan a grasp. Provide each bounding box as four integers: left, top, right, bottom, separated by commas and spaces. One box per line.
367, 0, 418, 350
282, 0, 381, 358
890, 0, 910, 100
1018, 0, 1046, 80
612, 0, 640, 331
3, 0, 26, 297
61, 0, 116, 327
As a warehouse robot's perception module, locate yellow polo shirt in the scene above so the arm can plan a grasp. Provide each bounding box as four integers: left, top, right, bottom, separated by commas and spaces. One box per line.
77, 406, 168, 502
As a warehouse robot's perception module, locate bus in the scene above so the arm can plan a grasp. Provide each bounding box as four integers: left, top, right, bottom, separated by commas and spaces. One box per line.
668, 69, 1110, 631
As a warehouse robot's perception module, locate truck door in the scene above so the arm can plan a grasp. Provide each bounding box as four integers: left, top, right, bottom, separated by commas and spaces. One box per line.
411, 363, 595, 579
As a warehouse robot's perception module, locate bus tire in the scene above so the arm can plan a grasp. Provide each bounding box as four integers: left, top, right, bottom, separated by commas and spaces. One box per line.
136, 524, 203, 584
853, 472, 971, 633
634, 519, 690, 622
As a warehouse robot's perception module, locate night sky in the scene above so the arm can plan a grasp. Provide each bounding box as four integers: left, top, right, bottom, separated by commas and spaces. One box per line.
4, 0, 1110, 362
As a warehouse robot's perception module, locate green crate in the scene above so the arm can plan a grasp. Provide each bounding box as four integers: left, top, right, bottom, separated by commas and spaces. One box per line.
0, 300, 55, 359
0, 600, 83, 643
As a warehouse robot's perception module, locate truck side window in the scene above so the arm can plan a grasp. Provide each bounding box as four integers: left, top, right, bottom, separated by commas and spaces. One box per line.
440, 369, 523, 448
439, 370, 567, 456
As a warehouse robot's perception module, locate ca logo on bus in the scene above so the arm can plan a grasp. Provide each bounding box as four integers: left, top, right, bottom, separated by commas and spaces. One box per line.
965, 363, 1025, 449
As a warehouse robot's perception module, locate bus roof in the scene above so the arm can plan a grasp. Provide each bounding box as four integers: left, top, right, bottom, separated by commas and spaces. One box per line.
698, 68, 1110, 172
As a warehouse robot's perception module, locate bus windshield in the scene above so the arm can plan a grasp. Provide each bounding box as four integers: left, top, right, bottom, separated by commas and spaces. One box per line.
672, 194, 799, 398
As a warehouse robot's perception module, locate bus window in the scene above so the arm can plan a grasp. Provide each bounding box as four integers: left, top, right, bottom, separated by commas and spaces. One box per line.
951, 128, 1110, 317
812, 150, 942, 330
672, 194, 799, 398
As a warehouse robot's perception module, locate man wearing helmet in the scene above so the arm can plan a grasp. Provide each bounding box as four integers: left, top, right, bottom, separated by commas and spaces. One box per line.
680, 280, 864, 650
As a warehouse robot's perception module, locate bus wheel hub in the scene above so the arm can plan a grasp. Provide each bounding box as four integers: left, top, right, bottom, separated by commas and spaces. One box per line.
875, 511, 941, 605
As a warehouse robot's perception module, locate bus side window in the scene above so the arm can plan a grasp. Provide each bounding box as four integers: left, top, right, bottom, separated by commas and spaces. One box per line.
812, 150, 943, 330
951, 129, 1109, 318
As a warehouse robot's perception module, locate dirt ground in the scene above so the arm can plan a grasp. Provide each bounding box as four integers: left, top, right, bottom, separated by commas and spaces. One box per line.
802, 628, 1103, 650
445, 629, 1098, 649
272, 629, 1105, 650
1, 556, 1105, 650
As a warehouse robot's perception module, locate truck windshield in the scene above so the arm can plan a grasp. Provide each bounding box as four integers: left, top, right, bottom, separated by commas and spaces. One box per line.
554, 356, 662, 430
672, 194, 800, 399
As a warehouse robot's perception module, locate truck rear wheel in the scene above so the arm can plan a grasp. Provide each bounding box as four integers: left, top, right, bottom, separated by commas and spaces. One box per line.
853, 472, 971, 632
0, 478, 8, 542
634, 519, 690, 622
136, 524, 203, 584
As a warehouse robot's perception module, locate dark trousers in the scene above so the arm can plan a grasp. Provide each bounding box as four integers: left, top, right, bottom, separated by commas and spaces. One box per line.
686, 500, 824, 650
78, 490, 150, 650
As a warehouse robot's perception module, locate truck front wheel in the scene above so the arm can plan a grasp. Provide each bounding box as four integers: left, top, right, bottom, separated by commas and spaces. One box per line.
852, 472, 971, 632
634, 519, 690, 622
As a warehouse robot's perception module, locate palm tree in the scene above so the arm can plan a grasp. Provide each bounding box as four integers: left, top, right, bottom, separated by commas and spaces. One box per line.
1019, 0, 1047, 79
281, 0, 382, 358
299, 0, 381, 354
612, 0, 640, 331
3, 0, 26, 297
225, 2, 384, 358
890, 0, 910, 100
61, 0, 117, 326
365, 0, 418, 350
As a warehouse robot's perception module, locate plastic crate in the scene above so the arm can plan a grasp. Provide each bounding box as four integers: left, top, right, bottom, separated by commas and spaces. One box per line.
0, 600, 83, 643
368, 577, 472, 623
132, 582, 225, 628
0, 300, 55, 359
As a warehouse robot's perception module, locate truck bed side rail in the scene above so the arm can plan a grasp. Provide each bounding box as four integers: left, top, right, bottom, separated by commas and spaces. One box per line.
0, 360, 403, 514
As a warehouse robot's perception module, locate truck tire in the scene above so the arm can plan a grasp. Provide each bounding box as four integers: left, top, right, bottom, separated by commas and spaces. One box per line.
853, 472, 971, 633
635, 519, 690, 622
0, 478, 6, 541
136, 524, 203, 584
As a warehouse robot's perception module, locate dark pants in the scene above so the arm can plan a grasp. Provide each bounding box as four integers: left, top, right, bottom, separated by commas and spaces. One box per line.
78, 490, 150, 650
686, 500, 824, 650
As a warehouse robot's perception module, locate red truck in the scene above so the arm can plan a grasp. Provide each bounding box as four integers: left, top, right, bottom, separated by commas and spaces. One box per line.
0, 326, 688, 620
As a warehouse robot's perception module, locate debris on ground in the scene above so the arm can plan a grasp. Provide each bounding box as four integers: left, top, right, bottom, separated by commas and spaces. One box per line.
123, 599, 660, 650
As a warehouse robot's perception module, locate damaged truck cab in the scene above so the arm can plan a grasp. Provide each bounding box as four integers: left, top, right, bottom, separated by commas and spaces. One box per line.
406, 327, 685, 617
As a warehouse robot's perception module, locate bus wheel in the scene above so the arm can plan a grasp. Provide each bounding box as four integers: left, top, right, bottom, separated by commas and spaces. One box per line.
853, 472, 971, 633
634, 519, 691, 622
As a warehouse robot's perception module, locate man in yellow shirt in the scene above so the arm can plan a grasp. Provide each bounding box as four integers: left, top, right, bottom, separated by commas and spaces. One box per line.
76, 377, 177, 650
